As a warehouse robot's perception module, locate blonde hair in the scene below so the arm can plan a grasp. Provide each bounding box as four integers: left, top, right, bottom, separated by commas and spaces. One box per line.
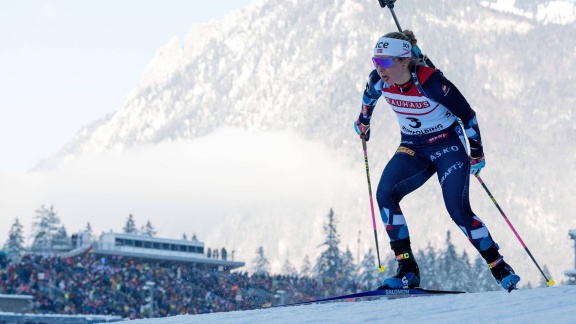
383, 30, 420, 69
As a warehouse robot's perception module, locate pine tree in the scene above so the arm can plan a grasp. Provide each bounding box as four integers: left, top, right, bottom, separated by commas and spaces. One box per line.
6, 218, 25, 259
123, 214, 138, 234
358, 248, 379, 290
252, 246, 270, 275
417, 243, 440, 290
437, 231, 461, 290
141, 220, 156, 237
31, 205, 62, 250
455, 250, 472, 292
301, 255, 312, 278
472, 254, 499, 292
341, 246, 358, 284
314, 209, 344, 279
282, 257, 298, 277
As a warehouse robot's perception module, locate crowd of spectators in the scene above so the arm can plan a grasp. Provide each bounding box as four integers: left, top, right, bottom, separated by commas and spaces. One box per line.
0, 254, 362, 320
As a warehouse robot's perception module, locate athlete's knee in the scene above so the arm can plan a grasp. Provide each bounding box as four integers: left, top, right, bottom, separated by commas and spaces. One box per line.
377, 181, 406, 207
376, 182, 394, 206
446, 203, 473, 225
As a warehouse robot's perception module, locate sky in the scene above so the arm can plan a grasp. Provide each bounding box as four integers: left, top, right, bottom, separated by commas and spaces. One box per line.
0, 0, 252, 173
123, 285, 576, 323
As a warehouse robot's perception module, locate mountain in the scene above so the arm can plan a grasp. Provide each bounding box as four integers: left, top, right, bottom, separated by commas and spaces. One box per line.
33, 0, 576, 285
40, 0, 576, 158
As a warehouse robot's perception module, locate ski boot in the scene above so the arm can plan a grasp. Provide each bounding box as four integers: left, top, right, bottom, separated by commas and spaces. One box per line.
481, 244, 521, 292
378, 238, 420, 289
489, 257, 520, 292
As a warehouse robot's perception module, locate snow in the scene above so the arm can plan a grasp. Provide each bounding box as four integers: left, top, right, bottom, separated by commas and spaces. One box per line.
480, 0, 576, 24
124, 286, 576, 324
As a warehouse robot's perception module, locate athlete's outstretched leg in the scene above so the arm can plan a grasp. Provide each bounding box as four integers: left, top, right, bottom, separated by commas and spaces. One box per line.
376, 147, 434, 289
434, 131, 520, 290
376, 147, 434, 242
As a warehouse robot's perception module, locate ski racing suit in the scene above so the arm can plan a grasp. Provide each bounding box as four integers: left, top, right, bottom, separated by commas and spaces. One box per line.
358, 65, 495, 253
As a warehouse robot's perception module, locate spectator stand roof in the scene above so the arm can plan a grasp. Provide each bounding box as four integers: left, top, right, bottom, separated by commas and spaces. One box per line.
66, 232, 245, 272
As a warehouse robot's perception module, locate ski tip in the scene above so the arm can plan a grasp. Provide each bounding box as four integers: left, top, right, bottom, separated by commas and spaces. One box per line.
547, 279, 555, 287
378, 266, 386, 273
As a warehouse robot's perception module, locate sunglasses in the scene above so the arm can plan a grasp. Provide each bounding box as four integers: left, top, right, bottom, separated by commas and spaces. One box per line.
371, 56, 398, 69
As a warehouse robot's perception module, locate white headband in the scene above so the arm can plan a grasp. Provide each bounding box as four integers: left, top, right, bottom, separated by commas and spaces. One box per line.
373, 37, 412, 57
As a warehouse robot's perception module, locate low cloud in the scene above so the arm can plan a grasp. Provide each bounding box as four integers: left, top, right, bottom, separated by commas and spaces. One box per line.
0, 128, 365, 271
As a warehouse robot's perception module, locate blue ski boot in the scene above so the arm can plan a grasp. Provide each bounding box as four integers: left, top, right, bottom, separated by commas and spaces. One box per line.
489, 257, 521, 292
378, 251, 420, 289
378, 238, 420, 289
481, 243, 520, 292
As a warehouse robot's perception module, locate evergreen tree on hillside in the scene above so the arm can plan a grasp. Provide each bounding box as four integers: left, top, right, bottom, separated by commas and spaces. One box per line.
358, 248, 379, 290
437, 231, 468, 290
341, 246, 358, 284
456, 250, 473, 292
301, 255, 312, 278
31, 205, 62, 250
314, 209, 344, 279
6, 218, 25, 259
141, 220, 156, 237
252, 246, 270, 275
123, 214, 138, 234
416, 243, 440, 290
282, 257, 298, 277
472, 254, 499, 292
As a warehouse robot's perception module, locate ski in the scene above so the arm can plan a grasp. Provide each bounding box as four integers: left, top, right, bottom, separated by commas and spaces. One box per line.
280, 288, 465, 307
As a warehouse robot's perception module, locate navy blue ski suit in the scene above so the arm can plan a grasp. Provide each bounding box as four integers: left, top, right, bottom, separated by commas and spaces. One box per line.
359, 65, 494, 253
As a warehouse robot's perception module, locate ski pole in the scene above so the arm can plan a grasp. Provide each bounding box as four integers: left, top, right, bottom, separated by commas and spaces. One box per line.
475, 175, 555, 286
377, 0, 436, 69
378, 0, 403, 32
362, 138, 386, 273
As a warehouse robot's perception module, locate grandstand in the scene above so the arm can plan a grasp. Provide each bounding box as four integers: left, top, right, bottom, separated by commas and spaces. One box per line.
61, 232, 245, 272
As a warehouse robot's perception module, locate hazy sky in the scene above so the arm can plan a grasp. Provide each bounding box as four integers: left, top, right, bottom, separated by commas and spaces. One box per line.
0, 0, 252, 173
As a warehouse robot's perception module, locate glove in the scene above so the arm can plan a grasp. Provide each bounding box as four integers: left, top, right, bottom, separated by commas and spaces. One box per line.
354, 119, 371, 141
469, 154, 485, 176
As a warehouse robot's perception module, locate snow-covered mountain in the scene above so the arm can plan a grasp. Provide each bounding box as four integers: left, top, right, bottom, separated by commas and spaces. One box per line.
42, 0, 574, 160
32, 0, 576, 285
481, 0, 576, 25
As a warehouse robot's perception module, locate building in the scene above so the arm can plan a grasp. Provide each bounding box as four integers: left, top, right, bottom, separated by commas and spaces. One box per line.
564, 230, 576, 280
59, 232, 244, 272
